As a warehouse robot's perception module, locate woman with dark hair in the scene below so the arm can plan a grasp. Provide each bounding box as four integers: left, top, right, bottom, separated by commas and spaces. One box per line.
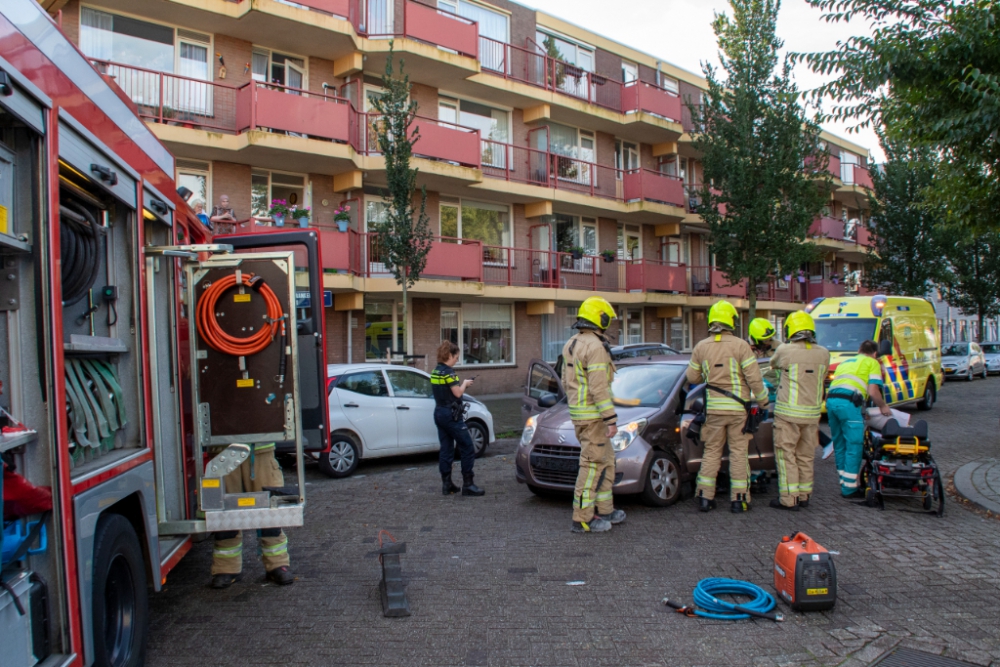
431, 340, 485, 496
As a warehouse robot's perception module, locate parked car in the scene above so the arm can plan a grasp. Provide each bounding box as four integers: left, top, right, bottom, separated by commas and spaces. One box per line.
320, 363, 496, 478
981, 342, 1000, 375
516, 357, 775, 506
610, 343, 680, 360
940, 342, 987, 381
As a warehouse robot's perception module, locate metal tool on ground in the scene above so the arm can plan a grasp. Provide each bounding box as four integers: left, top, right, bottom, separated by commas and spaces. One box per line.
376, 530, 410, 618
663, 577, 783, 621
773, 531, 837, 611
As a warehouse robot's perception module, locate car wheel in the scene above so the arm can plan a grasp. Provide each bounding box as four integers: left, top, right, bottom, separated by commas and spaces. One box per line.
91, 514, 148, 667
467, 420, 488, 458
917, 380, 935, 411
966, 369, 974, 382
982, 366, 989, 379
319, 434, 360, 478
640, 451, 682, 507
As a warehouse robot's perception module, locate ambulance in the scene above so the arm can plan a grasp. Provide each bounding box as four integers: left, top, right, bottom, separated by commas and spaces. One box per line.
806, 295, 943, 411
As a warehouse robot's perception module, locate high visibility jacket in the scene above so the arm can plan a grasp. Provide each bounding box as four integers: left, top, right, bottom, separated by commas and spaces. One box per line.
561, 329, 617, 424
829, 354, 883, 398
770, 340, 831, 423
430, 363, 462, 409
686, 331, 768, 415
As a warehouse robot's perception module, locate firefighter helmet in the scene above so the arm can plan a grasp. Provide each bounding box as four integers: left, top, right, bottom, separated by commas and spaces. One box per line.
707, 300, 738, 329
784, 311, 816, 339
749, 318, 777, 346
577, 297, 617, 330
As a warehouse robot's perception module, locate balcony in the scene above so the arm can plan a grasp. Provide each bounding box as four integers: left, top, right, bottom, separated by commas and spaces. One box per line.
400, 1, 479, 58
357, 113, 482, 168
626, 260, 686, 293
839, 163, 874, 190
622, 169, 685, 207
809, 216, 847, 241
622, 81, 682, 123
691, 267, 747, 298
807, 281, 847, 300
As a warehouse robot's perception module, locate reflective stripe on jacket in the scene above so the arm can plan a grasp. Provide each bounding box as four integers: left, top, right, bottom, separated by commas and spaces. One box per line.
829, 355, 883, 397
770, 340, 830, 423
561, 330, 617, 424
686, 331, 768, 415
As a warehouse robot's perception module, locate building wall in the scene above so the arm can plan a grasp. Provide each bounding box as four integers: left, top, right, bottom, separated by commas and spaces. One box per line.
212, 162, 253, 220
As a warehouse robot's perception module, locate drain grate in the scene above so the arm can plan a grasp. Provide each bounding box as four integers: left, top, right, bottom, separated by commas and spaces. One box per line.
869, 647, 981, 667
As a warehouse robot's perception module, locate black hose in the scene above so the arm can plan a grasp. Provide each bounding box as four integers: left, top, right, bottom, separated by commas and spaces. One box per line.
59, 199, 105, 306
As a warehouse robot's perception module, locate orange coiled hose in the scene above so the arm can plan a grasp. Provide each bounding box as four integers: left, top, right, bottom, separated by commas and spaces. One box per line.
196, 273, 282, 356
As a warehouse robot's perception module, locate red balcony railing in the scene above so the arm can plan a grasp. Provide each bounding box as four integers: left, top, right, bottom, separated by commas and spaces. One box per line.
359, 233, 483, 281
626, 260, 686, 293
856, 225, 872, 247
756, 279, 807, 303
852, 165, 874, 189
827, 153, 842, 179
622, 169, 685, 207
481, 247, 625, 291
240, 81, 353, 142
691, 267, 747, 298
622, 81, 682, 122
404, 1, 478, 58
292, 0, 351, 16
809, 216, 847, 241
807, 281, 847, 300
357, 113, 481, 167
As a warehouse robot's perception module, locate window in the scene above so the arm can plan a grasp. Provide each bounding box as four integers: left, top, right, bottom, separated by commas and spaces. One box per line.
660, 155, 689, 182
841, 151, 860, 184
439, 198, 511, 247
548, 213, 597, 255
615, 140, 639, 175
540, 305, 579, 362
622, 308, 643, 346
541, 122, 595, 184
252, 49, 306, 90
338, 371, 389, 397
528, 363, 561, 398
658, 75, 679, 94
438, 0, 509, 70
81, 8, 175, 71
618, 224, 641, 260
175, 159, 210, 211
385, 370, 433, 398
251, 170, 307, 220
441, 303, 514, 365
364, 300, 405, 360
667, 314, 691, 351
536, 30, 594, 98
438, 97, 510, 167
622, 61, 638, 84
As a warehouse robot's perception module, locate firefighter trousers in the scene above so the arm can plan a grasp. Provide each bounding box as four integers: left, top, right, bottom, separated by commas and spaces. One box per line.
826, 397, 865, 496
696, 413, 751, 502
211, 448, 290, 575
773, 418, 818, 507
572, 420, 615, 523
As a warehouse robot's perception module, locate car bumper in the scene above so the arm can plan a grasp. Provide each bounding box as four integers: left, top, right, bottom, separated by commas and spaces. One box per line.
942, 368, 968, 379
515, 435, 651, 495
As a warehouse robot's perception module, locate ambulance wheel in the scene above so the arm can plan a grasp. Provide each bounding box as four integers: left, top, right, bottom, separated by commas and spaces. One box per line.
91, 513, 148, 667
319, 433, 360, 478
917, 380, 935, 411
641, 451, 681, 507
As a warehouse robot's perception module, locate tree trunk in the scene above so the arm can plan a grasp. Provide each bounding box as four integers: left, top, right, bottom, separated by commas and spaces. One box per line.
748, 287, 757, 326
401, 272, 409, 357
979, 310, 985, 344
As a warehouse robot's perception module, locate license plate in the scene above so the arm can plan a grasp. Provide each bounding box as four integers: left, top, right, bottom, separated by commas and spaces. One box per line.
530, 454, 579, 473
944, 368, 955, 374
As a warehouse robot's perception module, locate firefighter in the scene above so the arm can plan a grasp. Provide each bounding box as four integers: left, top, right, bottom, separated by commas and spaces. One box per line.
432, 340, 485, 497
562, 297, 625, 533
686, 300, 769, 513
211, 444, 294, 588
767, 311, 830, 511
748, 317, 778, 358
825, 339, 891, 497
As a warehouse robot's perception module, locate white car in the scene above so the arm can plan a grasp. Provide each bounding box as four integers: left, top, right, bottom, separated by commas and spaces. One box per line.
981, 341, 1000, 375
319, 363, 496, 478
941, 342, 988, 381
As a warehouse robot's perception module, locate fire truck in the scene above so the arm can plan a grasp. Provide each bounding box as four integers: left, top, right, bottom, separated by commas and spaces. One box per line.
0, 2, 330, 666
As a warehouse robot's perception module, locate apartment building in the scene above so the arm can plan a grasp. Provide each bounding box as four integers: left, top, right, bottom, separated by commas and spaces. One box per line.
49, 0, 875, 393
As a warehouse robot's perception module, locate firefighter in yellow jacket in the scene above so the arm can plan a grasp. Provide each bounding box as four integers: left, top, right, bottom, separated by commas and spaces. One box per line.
767, 311, 830, 511
686, 300, 769, 513
562, 297, 625, 533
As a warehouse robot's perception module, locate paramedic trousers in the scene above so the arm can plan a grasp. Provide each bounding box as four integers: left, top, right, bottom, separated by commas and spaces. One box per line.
696, 413, 751, 502
572, 420, 615, 523
435, 407, 475, 477
211, 448, 290, 575
826, 397, 865, 496
773, 418, 818, 507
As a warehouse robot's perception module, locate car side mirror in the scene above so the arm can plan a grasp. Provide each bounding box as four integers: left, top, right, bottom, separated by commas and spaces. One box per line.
877, 339, 892, 358
538, 392, 558, 409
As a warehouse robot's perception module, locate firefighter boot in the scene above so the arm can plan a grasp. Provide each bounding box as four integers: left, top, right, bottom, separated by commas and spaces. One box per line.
442, 473, 460, 495
597, 509, 627, 524
697, 491, 716, 513
731, 493, 751, 513
769, 497, 799, 511
266, 566, 295, 586
461, 473, 485, 496
211, 574, 239, 589
798, 495, 810, 509
571, 516, 612, 533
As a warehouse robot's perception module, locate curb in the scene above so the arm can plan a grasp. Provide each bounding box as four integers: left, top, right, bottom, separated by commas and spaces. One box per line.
953, 460, 1000, 515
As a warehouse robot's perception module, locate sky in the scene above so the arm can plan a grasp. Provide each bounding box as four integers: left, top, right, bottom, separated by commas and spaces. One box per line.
523, 0, 884, 161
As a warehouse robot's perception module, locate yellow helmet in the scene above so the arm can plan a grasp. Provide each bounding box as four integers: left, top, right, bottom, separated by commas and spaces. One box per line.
708, 300, 738, 329
784, 311, 816, 339
577, 297, 617, 330
748, 318, 777, 346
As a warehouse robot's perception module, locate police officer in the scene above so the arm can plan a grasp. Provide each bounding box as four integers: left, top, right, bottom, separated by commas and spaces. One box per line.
767, 311, 830, 511
686, 300, 769, 513
562, 297, 625, 533
825, 340, 890, 497
431, 340, 485, 497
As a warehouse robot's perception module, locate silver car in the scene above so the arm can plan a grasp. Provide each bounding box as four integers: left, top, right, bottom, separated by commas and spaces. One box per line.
981, 342, 1000, 375
940, 342, 988, 381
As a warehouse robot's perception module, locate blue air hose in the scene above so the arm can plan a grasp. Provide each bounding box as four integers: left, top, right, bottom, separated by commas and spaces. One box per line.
664, 578, 783, 621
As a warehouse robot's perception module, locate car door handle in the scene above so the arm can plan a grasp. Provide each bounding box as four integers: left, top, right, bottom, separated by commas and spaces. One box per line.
396, 405, 410, 410
343, 403, 359, 408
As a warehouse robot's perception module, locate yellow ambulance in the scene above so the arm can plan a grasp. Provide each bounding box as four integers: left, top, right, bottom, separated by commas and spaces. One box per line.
806, 295, 943, 411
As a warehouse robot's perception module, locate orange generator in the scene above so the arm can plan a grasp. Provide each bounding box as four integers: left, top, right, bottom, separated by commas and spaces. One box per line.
773, 532, 837, 611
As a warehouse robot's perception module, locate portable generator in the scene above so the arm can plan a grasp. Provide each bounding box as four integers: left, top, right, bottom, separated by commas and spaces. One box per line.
773, 532, 837, 611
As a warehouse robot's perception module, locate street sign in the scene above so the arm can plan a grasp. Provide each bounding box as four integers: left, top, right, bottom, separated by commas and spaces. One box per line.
295, 290, 333, 309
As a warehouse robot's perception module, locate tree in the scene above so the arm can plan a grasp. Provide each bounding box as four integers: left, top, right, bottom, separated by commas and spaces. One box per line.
862, 136, 943, 296
937, 227, 1000, 343
794, 1, 1000, 231
693, 0, 831, 320
371, 43, 432, 357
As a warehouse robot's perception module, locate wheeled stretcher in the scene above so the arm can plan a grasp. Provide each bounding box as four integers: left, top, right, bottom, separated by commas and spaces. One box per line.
861, 419, 944, 516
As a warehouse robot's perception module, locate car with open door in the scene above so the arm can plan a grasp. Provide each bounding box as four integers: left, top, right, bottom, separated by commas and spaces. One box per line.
319, 363, 496, 477
516, 357, 775, 506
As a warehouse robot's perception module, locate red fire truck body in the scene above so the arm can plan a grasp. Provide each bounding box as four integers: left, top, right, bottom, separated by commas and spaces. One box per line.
0, 3, 328, 666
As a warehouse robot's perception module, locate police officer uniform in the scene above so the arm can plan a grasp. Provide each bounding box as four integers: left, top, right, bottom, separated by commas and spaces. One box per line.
768, 311, 830, 509
826, 353, 884, 496
686, 300, 769, 513
431, 363, 484, 496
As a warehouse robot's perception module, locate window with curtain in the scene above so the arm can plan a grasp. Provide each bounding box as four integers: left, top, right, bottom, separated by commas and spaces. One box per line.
439, 198, 510, 247
438, 0, 509, 72
545, 122, 594, 184
540, 306, 579, 362
81, 8, 174, 71
450, 302, 513, 365
253, 50, 306, 90
440, 97, 509, 167
551, 213, 596, 255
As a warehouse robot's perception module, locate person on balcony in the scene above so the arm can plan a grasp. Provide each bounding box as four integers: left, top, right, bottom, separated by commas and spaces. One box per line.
210, 194, 237, 230
193, 200, 210, 228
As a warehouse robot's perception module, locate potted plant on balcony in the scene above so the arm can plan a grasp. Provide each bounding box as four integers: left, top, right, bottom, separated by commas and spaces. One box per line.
600, 249, 616, 263
570, 245, 584, 260
291, 206, 311, 228
268, 198, 289, 227
333, 204, 351, 232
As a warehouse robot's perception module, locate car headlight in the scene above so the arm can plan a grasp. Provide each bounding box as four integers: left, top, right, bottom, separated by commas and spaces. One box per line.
521, 416, 537, 447
611, 419, 647, 452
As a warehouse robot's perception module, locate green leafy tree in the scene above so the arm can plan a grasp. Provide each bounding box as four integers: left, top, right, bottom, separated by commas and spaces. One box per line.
371, 44, 432, 356
693, 0, 831, 320
938, 227, 1000, 343
794, 1, 1000, 231
862, 136, 943, 296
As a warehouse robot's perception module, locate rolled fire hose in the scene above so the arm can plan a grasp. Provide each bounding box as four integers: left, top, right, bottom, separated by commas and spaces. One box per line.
664, 577, 783, 621
196, 273, 283, 357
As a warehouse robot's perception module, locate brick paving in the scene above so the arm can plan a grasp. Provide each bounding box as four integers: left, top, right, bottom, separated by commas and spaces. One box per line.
148, 379, 1000, 667
954, 459, 1000, 515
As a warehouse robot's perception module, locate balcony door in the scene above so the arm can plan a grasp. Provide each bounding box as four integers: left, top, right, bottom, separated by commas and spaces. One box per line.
252, 49, 306, 92
617, 224, 641, 261
362, 0, 395, 36
438, 0, 509, 72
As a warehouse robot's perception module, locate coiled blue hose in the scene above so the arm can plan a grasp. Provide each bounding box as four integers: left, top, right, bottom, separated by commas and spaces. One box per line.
682, 578, 781, 621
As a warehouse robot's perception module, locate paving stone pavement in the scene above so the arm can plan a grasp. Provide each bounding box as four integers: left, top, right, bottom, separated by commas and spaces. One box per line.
954, 459, 1000, 515
148, 379, 1000, 667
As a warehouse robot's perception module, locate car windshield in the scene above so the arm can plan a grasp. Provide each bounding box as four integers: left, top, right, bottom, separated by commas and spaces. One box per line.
942, 343, 969, 356
611, 364, 685, 407
813, 318, 877, 351
980, 344, 1000, 354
